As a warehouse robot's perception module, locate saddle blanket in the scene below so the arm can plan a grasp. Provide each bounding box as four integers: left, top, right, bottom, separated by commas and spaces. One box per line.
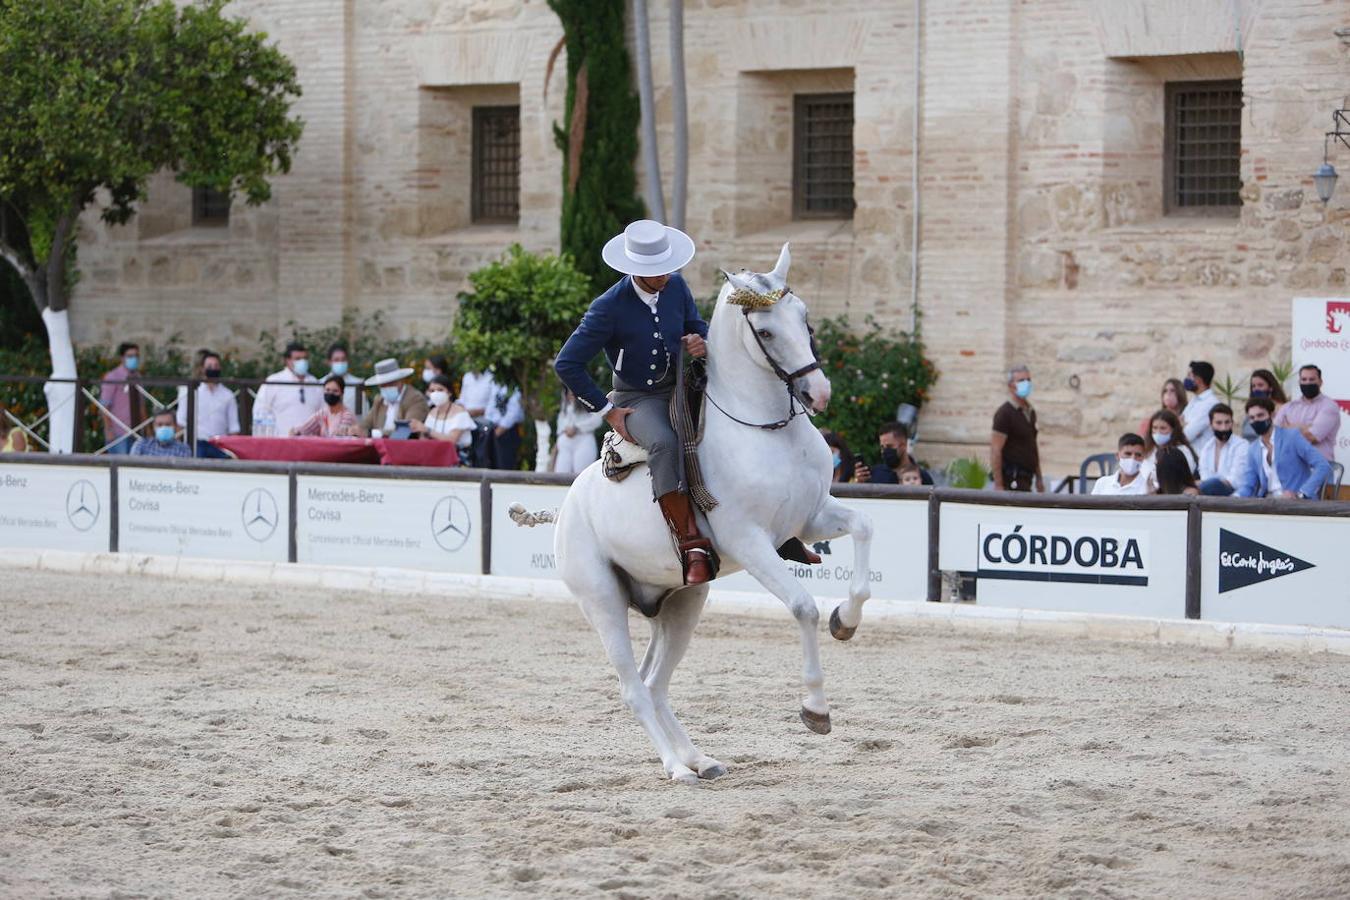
601, 431, 647, 482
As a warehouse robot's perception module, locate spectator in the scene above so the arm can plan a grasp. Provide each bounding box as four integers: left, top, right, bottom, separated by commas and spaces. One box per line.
410, 375, 475, 456
1139, 377, 1186, 437
176, 349, 239, 459
552, 389, 603, 474
1196, 404, 1249, 496
898, 464, 924, 487
423, 354, 452, 387
1155, 445, 1199, 496
485, 382, 525, 469
99, 341, 143, 454
292, 375, 361, 437
1092, 433, 1154, 495
1237, 397, 1331, 499
1144, 409, 1198, 475
256, 342, 322, 436
820, 429, 853, 483
130, 410, 191, 458
1274, 364, 1341, 463
361, 358, 429, 437
990, 365, 1043, 492
854, 421, 933, 485
459, 368, 497, 420
1180, 360, 1218, 445
1243, 369, 1289, 440
0, 403, 29, 453
324, 342, 364, 413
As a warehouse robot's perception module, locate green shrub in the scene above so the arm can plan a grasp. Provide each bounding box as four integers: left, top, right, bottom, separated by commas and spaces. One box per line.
945, 457, 991, 490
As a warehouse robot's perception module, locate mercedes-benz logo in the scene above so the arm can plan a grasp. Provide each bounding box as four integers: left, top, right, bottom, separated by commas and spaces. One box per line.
241, 488, 279, 543
65, 479, 101, 532
430, 495, 471, 552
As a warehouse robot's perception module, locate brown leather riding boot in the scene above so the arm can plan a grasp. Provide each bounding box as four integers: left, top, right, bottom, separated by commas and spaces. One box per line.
657, 491, 713, 585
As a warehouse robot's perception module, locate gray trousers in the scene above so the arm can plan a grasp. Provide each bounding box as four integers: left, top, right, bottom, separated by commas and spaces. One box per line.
612, 376, 679, 499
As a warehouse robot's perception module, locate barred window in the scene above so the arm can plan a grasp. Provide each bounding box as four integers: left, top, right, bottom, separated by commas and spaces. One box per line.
1165, 80, 1242, 215
793, 93, 855, 219
472, 105, 521, 224
192, 186, 230, 226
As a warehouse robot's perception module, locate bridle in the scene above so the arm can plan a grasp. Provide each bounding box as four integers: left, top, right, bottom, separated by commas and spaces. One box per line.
705, 299, 822, 431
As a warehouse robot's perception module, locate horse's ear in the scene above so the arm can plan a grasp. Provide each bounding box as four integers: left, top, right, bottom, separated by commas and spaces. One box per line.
770, 242, 791, 282
721, 268, 751, 292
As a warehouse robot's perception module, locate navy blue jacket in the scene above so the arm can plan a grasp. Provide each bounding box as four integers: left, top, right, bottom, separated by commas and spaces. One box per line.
554, 275, 708, 412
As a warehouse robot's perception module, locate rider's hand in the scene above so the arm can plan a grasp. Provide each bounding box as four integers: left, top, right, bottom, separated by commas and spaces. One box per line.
682, 334, 707, 359
606, 406, 636, 443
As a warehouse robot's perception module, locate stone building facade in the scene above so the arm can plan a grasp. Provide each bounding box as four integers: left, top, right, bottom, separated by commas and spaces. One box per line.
72, 0, 1350, 474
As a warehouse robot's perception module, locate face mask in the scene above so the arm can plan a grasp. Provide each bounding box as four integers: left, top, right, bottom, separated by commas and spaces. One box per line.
1152, 431, 1172, 446
423, 368, 436, 383
380, 386, 401, 404
1014, 379, 1032, 399
154, 425, 175, 443
330, 361, 348, 377
1118, 457, 1141, 476
1183, 377, 1197, 392
1250, 388, 1269, 399
1251, 419, 1272, 436
204, 367, 222, 380
124, 355, 140, 372
1213, 428, 1232, 442
323, 393, 341, 407
831, 451, 842, 469
1300, 383, 1321, 400
881, 447, 901, 469
428, 391, 448, 408
291, 358, 309, 377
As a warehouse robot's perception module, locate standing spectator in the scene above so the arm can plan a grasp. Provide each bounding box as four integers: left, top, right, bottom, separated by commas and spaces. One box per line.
361, 358, 429, 437
99, 341, 143, 454
324, 342, 364, 414
1236, 397, 1331, 499
0, 402, 29, 453
553, 389, 603, 474
1139, 378, 1186, 437
130, 410, 191, 458
255, 342, 322, 436
459, 368, 497, 420
422, 354, 452, 388
820, 429, 853, 483
176, 350, 239, 459
1274, 364, 1341, 463
292, 375, 362, 437
1196, 404, 1249, 496
1092, 433, 1154, 496
1144, 409, 1198, 475
486, 382, 524, 469
990, 365, 1043, 492
1180, 360, 1218, 446
410, 375, 474, 454
1155, 445, 1200, 496
853, 422, 933, 485
1243, 369, 1289, 440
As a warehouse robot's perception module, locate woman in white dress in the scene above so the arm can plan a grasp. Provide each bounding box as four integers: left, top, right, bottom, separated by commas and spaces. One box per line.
553, 389, 603, 474
409, 375, 474, 460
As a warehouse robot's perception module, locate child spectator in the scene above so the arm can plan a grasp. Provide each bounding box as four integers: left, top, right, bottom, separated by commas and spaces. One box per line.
898, 464, 924, 487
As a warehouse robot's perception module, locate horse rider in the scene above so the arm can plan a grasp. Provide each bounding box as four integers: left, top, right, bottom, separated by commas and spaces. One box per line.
554, 220, 714, 585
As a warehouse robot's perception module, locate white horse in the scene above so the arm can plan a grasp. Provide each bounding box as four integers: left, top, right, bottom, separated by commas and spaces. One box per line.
541, 244, 874, 784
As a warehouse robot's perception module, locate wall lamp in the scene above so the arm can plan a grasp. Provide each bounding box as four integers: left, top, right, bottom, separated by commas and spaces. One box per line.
1315, 106, 1350, 204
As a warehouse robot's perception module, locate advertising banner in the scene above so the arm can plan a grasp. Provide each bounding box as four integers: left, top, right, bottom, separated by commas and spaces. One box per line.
0, 464, 110, 553
938, 503, 1188, 618
714, 498, 929, 602
489, 483, 570, 579
296, 475, 481, 574
1292, 297, 1350, 479
118, 467, 290, 561
1201, 512, 1350, 628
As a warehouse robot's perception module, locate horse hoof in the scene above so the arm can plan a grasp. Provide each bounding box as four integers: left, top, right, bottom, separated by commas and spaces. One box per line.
671, 771, 701, 786
698, 763, 728, 781
800, 707, 832, 734
829, 606, 856, 642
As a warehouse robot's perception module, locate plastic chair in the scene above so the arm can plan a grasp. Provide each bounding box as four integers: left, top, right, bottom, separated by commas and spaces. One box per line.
1324, 460, 1345, 501
1077, 452, 1118, 495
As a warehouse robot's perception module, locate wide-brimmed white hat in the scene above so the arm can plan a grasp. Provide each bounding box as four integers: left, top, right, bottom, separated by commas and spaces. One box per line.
364, 358, 415, 387
601, 220, 696, 277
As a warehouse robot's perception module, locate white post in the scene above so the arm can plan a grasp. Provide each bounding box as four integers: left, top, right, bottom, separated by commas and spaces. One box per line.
41, 307, 77, 454
534, 419, 553, 472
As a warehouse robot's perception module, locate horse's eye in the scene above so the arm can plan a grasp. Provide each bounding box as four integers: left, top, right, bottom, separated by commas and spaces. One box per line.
757, 329, 773, 340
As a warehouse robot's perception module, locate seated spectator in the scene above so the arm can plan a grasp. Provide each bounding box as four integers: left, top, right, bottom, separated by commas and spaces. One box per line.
854, 421, 933, 485
820, 429, 853, 483
1092, 433, 1154, 495
361, 359, 429, 437
411, 375, 475, 454
898, 464, 924, 487
324, 342, 365, 413
1144, 409, 1198, 475
1243, 369, 1288, 440
551, 388, 603, 474
292, 375, 361, 437
1274, 364, 1340, 463
1236, 397, 1331, 499
1140, 377, 1186, 437
0, 403, 29, 453
1155, 445, 1199, 495
423, 354, 452, 388
176, 349, 239, 459
1180, 361, 1218, 445
131, 410, 191, 458
1196, 404, 1249, 496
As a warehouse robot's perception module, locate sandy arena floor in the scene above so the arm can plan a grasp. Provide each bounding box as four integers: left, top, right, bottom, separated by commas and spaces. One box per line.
2, 568, 1349, 899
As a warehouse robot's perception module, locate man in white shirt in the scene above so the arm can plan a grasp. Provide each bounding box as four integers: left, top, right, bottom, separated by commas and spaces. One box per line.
254, 342, 322, 436
176, 350, 240, 458
1092, 433, 1154, 496
458, 369, 497, 420
323, 342, 366, 415
1196, 403, 1249, 496
1180, 360, 1218, 446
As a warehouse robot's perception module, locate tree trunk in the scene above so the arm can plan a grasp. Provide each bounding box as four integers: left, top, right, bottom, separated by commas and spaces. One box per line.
631, 0, 666, 222
534, 419, 553, 472
668, 0, 688, 230
41, 305, 78, 454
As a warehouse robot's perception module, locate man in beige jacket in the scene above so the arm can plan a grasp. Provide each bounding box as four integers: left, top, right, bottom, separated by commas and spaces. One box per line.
361, 358, 429, 436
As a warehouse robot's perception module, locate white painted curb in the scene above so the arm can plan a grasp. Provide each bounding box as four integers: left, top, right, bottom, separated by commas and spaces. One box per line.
2, 548, 1348, 657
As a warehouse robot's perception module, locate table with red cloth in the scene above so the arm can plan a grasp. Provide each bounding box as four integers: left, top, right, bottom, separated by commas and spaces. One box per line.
211, 435, 459, 467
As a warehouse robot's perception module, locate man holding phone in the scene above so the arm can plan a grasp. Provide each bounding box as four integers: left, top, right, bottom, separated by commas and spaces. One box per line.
854, 421, 933, 485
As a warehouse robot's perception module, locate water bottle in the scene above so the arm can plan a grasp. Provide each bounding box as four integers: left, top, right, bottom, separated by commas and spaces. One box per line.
264, 412, 276, 437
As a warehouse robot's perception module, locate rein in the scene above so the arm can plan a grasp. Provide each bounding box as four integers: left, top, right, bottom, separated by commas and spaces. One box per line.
705, 306, 820, 432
